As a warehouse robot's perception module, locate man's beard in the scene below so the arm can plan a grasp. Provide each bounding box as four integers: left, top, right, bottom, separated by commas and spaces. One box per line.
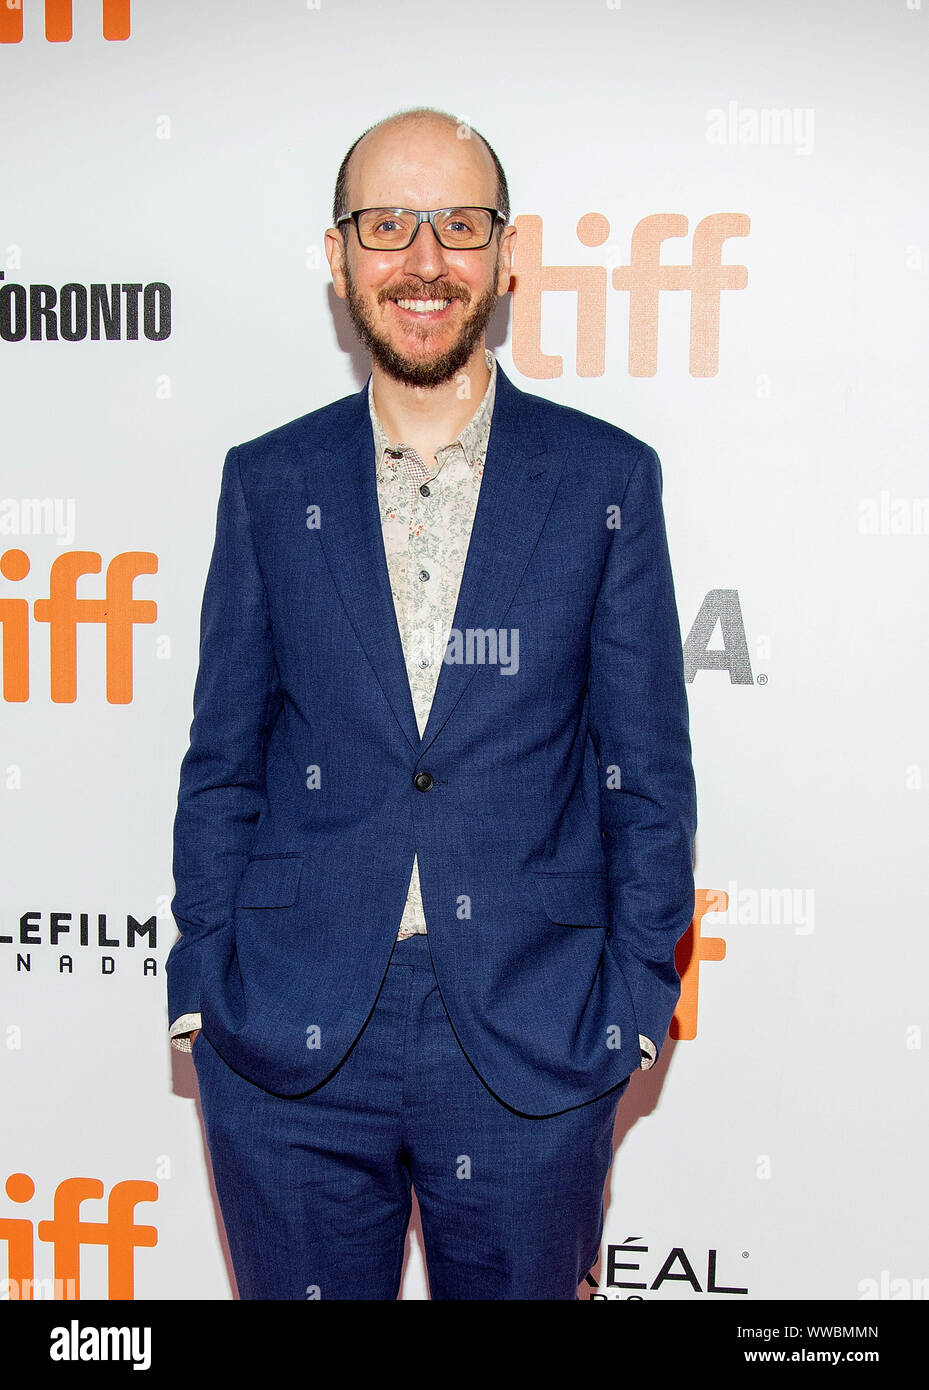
343, 259, 500, 388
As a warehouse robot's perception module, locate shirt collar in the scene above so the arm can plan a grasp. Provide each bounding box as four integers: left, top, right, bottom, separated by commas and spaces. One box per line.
369, 348, 496, 476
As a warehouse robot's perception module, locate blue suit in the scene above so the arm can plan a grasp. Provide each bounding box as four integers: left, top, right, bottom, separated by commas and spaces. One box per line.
167, 363, 697, 1120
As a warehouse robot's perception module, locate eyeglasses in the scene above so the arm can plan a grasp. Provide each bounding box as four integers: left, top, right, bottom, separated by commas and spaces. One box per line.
336, 207, 504, 251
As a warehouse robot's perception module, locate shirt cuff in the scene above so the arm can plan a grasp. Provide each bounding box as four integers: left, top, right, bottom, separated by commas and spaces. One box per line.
169, 1012, 202, 1054
638, 1034, 657, 1070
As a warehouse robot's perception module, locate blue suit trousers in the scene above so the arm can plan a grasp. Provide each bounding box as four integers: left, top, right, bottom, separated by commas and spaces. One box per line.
193, 931, 629, 1300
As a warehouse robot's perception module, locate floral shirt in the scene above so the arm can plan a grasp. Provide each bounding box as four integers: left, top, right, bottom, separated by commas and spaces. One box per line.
370, 350, 496, 939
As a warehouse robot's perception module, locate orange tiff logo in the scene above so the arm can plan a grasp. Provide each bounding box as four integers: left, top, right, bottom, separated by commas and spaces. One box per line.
0, 548, 157, 703
0, 0, 130, 42
511, 213, 749, 378
671, 889, 728, 1041
0, 1172, 157, 1299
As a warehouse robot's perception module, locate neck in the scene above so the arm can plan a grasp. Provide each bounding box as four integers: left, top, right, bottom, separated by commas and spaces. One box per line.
370, 340, 490, 459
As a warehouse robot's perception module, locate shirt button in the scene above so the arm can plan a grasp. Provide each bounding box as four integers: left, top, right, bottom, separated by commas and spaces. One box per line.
420, 484, 431, 496
418, 569, 429, 582
413, 771, 435, 792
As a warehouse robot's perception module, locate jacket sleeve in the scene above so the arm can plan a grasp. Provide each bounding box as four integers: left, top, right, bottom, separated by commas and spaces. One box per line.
166, 446, 281, 1026
588, 443, 697, 1058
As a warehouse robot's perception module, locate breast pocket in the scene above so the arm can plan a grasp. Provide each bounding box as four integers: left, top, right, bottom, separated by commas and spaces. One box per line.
510, 564, 586, 608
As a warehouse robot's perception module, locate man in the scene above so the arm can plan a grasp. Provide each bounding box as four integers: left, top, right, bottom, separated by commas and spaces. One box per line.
167, 107, 697, 1301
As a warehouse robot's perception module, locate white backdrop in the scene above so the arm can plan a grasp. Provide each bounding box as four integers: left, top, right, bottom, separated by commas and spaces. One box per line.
2, 0, 927, 1301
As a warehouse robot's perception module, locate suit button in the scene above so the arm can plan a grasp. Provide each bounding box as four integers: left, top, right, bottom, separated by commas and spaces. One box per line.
413, 771, 434, 792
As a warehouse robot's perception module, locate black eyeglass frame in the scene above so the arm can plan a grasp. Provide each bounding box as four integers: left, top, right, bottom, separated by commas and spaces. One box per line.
336, 207, 505, 251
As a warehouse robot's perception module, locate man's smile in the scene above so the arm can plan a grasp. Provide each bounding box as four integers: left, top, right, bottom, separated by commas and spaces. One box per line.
390, 296, 456, 320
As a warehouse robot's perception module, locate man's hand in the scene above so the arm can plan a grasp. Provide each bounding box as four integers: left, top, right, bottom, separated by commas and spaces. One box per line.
189, 1029, 200, 1047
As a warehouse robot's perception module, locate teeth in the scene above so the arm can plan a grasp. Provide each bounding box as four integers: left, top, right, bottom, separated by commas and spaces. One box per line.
395, 298, 450, 313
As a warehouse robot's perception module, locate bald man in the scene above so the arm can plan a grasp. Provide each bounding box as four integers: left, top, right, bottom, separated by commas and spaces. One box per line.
167, 107, 697, 1301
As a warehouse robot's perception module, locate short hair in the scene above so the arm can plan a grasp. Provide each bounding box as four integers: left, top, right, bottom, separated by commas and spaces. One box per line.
332, 107, 510, 229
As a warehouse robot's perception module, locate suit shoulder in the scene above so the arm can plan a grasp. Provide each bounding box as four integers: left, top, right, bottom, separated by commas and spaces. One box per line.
229, 388, 366, 481
513, 380, 655, 458
510, 380, 657, 481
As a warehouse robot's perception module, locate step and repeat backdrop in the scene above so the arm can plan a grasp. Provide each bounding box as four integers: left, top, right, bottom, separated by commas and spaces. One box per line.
2, 0, 926, 1301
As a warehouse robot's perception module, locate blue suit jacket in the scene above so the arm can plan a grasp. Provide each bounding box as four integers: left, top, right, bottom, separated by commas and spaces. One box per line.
167, 363, 697, 1117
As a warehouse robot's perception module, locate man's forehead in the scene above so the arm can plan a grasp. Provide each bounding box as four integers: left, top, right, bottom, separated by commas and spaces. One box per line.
348, 120, 496, 206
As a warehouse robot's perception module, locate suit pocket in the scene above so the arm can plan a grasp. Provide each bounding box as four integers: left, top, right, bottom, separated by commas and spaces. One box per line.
530, 870, 609, 928
234, 854, 304, 909
510, 564, 586, 608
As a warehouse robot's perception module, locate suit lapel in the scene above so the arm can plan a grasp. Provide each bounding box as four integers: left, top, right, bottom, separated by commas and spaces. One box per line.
297, 363, 566, 757
297, 386, 422, 752
417, 367, 560, 753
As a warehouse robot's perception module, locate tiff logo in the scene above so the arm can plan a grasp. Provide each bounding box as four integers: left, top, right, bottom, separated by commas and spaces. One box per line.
671, 889, 727, 1042
0, 1172, 157, 1300
0, 0, 130, 42
511, 212, 749, 378
0, 548, 158, 703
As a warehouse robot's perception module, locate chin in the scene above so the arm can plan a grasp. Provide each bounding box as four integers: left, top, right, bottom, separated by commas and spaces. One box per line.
362, 326, 484, 390
378, 355, 472, 390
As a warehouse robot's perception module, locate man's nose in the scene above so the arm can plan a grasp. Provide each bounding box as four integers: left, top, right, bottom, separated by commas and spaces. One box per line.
399, 219, 449, 280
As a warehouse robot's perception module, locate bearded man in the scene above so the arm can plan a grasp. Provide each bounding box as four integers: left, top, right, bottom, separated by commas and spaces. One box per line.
167, 106, 697, 1301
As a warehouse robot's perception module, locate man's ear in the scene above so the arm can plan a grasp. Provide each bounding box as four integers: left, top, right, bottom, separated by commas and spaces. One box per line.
496, 223, 517, 295
325, 227, 348, 300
